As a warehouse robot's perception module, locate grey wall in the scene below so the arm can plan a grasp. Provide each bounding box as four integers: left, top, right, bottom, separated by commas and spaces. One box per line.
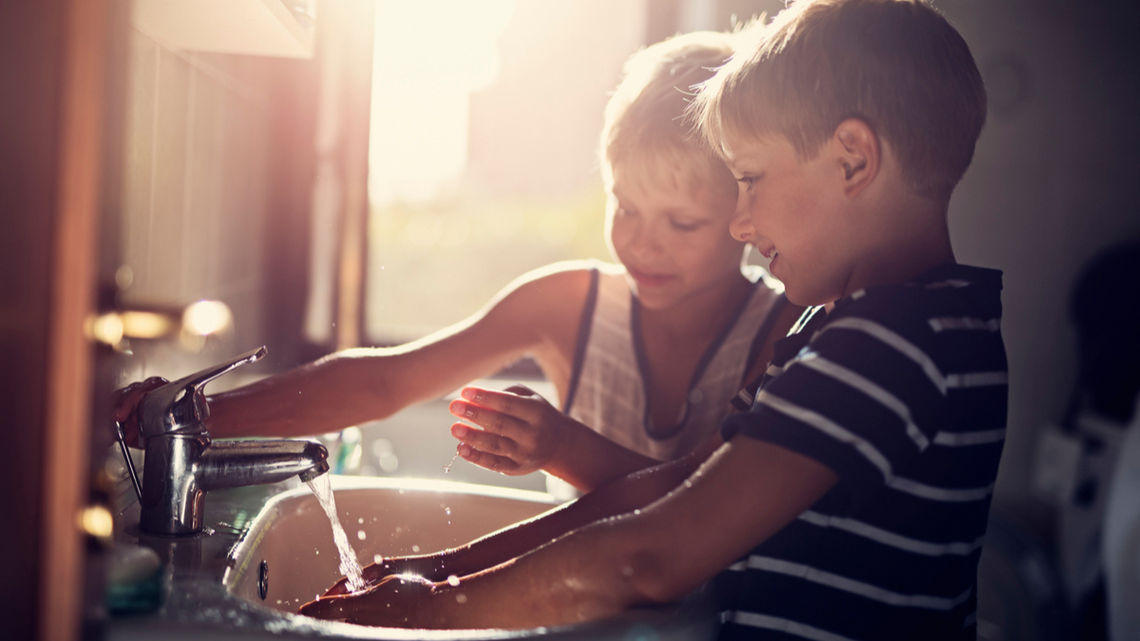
939, 0, 1140, 535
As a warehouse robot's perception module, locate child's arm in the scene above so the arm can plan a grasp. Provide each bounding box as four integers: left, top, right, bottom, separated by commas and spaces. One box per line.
111, 265, 593, 441
301, 436, 838, 628
445, 385, 668, 492
321, 440, 714, 596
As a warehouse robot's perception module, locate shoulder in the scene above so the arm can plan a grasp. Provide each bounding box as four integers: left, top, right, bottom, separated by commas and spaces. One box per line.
506, 259, 603, 296
829, 264, 1002, 340
811, 264, 1006, 389
488, 260, 612, 322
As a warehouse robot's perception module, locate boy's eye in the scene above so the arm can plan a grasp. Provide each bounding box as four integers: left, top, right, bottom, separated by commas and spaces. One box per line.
669, 219, 700, 232
737, 174, 761, 192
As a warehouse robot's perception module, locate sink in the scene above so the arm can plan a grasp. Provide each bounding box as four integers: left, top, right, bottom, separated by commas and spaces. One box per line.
221, 475, 718, 640
224, 476, 560, 612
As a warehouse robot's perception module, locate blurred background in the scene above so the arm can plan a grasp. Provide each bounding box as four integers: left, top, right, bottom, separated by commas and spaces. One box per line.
2, 0, 1138, 639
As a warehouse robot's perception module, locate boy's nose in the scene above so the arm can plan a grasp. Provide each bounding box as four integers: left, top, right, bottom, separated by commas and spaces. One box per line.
627, 221, 663, 257
729, 207, 755, 243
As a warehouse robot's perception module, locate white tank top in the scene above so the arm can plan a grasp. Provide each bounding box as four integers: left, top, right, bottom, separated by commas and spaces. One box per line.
562, 262, 785, 462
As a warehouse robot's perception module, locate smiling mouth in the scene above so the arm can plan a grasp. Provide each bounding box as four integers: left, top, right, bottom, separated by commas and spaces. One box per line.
627, 267, 676, 288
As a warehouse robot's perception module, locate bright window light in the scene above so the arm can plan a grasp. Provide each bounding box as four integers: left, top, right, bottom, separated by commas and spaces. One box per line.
369, 0, 517, 206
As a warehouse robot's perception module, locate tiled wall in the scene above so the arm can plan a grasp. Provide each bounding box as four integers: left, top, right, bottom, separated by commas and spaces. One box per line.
118, 28, 273, 382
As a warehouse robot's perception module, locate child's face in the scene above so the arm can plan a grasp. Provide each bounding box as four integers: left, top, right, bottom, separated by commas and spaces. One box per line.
721, 133, 854, 307
605, 160, 746, 311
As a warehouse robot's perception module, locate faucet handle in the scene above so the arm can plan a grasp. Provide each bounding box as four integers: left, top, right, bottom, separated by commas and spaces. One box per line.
137, 346, 267, 438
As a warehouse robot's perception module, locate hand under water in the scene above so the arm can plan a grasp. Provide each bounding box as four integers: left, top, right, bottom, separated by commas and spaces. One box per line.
301, 573, 439, 627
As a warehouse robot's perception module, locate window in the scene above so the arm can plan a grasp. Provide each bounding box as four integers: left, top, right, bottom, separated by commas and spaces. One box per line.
364, 0, 647, 343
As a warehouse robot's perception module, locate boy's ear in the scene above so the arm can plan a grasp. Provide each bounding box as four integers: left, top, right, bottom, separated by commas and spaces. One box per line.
832, 118, 880, 199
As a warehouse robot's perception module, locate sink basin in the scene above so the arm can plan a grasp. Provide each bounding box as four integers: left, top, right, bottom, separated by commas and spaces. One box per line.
224, 476, 560, 613
222, 475, 718, 640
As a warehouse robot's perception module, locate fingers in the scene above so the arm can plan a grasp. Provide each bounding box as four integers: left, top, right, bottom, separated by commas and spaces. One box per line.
450, 422, 519, 458
456, 386, 548, 422
502, 383, 539, 398
323, 577, 349, 597
455, 442, 523, 475
449, 399, 542, 456
111, 376, 168, 420
325, 561, 391, 596
448, 398, 517, 437
298, 595, 351, 621
111, 377, 168, 448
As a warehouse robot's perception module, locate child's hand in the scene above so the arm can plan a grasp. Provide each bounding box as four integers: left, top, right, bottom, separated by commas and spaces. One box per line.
111, 376, 169, 448
322, 559, 399, 597
300, 574, 435, 627
448, 385, 568, 476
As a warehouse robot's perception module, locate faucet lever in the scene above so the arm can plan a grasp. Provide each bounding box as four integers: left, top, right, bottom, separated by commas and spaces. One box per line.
137, 346, 267, 439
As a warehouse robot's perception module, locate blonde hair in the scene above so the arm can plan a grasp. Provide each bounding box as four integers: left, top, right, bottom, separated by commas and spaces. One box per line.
601, 31, 736, 195
692, 0, 986, 202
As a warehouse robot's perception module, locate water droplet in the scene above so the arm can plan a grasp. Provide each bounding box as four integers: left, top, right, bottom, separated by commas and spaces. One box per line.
445, 507, 451, 515
315, 549, 320, 555
374, 554, 383, 564
455, 593, 468, 604
443, 452, 460, 473
447, 575, 460, 586
412, 545, 421, 553
633, 509, 641, 515
358, 518, 364, 524
684, 480, 693, 489
357, 530, 367, 541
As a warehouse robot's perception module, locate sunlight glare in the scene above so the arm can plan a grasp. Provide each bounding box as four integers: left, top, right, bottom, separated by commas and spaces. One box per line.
369, 0, 517, 205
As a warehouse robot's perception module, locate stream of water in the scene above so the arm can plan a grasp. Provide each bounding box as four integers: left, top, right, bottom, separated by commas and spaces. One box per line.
305, 475, 366, 594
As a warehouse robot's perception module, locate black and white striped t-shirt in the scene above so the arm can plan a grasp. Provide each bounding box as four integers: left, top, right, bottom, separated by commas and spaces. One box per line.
716, 263, 1007, 641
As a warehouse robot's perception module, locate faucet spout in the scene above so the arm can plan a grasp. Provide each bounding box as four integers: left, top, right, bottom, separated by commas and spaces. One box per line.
140, 436, 330, 535
197, 440, 329, 491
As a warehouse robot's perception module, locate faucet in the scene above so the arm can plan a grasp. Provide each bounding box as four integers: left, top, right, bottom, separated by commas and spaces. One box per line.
134, 346, 329, 535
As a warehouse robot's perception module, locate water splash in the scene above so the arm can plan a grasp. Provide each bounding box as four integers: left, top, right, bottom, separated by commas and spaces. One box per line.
443, 451, 460, 473
305, 475, 365, 593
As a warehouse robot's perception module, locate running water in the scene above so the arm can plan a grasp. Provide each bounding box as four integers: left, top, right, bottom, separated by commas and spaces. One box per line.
305, 475, 366, 593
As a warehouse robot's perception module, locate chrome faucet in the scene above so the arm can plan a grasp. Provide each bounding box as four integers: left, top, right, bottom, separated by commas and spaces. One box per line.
134, 346, 329, 535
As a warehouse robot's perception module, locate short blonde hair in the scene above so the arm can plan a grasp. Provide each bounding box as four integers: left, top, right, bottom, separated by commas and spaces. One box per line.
601, 31, 736, 195
692, 0, 986, 202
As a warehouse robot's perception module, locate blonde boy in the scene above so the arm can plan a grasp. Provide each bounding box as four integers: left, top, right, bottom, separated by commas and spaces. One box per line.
115, 33, 794, 495
304, 2, 1006, 639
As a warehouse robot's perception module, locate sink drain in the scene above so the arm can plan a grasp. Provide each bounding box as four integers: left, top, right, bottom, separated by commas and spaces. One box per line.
258, 560, 269, 600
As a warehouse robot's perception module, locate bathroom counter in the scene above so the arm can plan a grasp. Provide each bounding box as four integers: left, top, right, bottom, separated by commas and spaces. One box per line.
105, 477, 719, 641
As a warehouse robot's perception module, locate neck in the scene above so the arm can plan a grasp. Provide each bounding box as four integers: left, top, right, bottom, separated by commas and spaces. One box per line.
638, 272, 753, 340
845, 196, 955, 296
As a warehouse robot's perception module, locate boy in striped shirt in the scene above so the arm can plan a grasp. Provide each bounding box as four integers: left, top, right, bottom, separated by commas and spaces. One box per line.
302, 1, 1004, 638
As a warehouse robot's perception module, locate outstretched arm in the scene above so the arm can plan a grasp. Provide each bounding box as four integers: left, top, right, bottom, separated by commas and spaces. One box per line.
302, 436, 838, 628
322, 437, 715, 595
111, 266, 592, 441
